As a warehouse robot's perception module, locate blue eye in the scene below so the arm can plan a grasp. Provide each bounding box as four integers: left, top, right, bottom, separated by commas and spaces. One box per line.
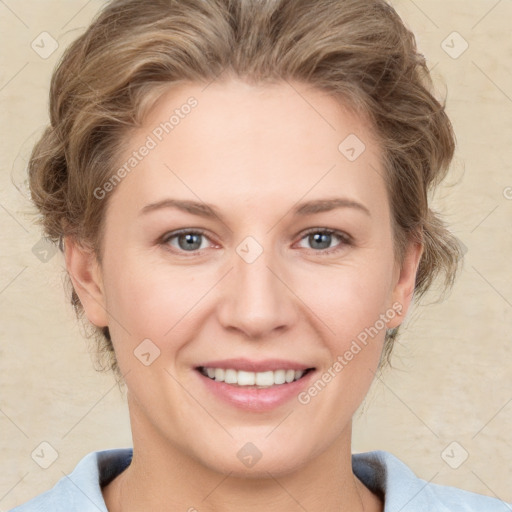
297, 229, 351, 252
160, 228, 351, 256
162, 230, 211, 252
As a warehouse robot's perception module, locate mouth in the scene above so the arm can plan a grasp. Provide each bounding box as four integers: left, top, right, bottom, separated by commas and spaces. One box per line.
193, 358, 318, 411
196, 366, 316, 389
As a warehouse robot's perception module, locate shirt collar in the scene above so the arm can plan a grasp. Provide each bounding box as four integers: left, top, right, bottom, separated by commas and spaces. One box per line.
66, 449, 425, 511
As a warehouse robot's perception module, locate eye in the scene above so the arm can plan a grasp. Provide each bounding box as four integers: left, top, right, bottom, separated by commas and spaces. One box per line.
161, 229, 213, 253
296, 228, 352, 253
160, 228, 352, 255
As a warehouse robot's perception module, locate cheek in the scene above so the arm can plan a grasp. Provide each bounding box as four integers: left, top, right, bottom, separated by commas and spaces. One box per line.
101, 253, 176, 340
292, 265, 391, 433
300, 260, 394, 343
101, 250, 221, 354
295, 255, 395, 394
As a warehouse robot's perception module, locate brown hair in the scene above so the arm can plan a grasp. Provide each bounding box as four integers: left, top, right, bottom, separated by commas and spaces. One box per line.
28, 0, 462, 379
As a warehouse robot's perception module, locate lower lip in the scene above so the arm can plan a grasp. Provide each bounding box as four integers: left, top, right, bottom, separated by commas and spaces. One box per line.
195, 369, 316, 412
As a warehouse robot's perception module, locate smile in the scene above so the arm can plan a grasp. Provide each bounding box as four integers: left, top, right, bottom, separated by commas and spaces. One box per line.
198, 366, 314, 388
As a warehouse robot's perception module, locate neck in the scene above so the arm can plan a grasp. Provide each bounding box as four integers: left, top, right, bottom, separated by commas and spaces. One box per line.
103, 396, 382, 512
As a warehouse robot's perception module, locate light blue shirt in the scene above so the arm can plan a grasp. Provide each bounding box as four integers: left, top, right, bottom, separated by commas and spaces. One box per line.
10, 448, 511, 511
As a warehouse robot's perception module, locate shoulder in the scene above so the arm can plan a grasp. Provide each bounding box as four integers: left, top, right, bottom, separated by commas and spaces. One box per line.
352, 450, 511, 511
9, 448, 132, 512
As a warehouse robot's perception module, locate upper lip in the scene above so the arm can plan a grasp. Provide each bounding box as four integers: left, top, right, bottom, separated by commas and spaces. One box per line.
196, 358, 315, 372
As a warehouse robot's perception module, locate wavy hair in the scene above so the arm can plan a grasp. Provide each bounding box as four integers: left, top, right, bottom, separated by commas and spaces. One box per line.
28, 0, 462, 379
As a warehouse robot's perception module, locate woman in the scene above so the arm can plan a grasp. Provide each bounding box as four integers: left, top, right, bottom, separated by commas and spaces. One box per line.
10, 0, 510, 510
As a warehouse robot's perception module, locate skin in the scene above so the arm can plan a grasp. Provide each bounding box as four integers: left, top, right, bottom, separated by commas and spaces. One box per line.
65, 77, 422, 512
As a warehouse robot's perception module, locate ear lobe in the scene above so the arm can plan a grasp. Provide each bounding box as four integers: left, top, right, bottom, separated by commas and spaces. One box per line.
63, 236, 109, 328
387, 240, 423, 329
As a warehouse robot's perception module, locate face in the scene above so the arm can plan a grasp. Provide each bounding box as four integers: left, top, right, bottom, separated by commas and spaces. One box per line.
68, 78, 421, 477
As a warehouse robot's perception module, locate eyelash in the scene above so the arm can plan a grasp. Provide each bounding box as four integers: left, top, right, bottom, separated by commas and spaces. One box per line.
160, 228, 353, 256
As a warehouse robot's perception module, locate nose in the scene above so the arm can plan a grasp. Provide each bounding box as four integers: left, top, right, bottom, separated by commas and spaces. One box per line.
216, 244, 298, 340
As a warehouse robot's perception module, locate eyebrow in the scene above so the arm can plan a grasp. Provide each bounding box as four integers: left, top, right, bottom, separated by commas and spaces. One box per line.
139, 197, 371, 219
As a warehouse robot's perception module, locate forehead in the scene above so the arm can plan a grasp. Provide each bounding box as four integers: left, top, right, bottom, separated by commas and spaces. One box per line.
107, 78, 388, 220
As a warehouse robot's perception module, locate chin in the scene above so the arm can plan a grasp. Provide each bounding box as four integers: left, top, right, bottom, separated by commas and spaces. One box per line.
195, 444, 313, 479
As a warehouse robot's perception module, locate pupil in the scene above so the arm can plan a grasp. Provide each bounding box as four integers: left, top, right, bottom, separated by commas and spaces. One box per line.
179, 233, 201, 251
310, 232, 331, 250
177, 232, 332, 251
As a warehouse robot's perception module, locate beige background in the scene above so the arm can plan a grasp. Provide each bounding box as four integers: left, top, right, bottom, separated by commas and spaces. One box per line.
1, 0, 511, 509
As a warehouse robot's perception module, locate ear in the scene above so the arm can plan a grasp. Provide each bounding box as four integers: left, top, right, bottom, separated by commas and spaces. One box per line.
63, 236, 109, 328
387, 239, 423, 329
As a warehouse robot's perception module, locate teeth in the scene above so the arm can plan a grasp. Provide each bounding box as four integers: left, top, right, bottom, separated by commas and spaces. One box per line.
237, 370, 255, 386
255, 371, 274, 386
201, 367, 309, 387
224, 369, 237, 384
274, 370, 286, 385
